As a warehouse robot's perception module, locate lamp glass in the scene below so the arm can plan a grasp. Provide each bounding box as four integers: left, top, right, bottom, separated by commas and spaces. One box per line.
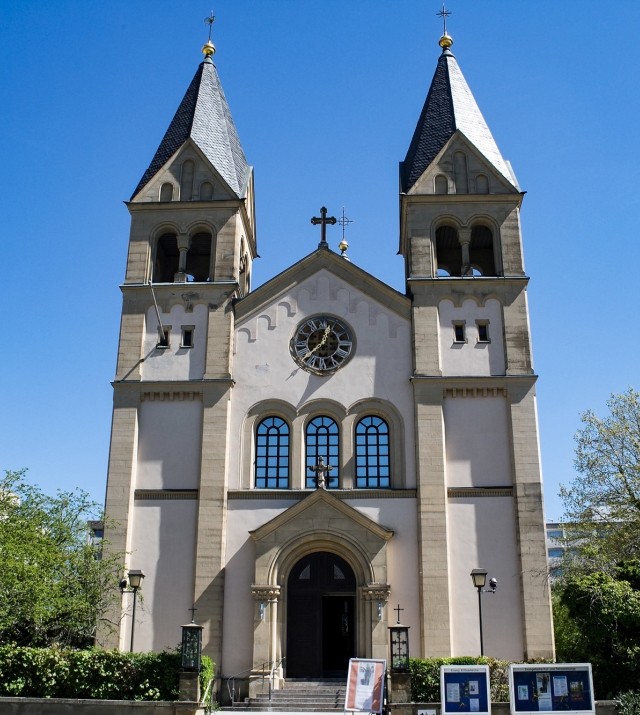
389, 625, 410, 672
128, 570, 145, 589
471, 568, 487, 588
181, 623, 203, 671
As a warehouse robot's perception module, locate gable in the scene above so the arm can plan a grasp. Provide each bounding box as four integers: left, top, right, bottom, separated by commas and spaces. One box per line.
409, 130, 519, 196
131, 139, 238, 203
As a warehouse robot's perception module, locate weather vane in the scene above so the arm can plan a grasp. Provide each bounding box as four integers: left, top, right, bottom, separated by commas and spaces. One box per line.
204, 11, 215, 41
437, 4, 451, 35
337, 206, 354, 243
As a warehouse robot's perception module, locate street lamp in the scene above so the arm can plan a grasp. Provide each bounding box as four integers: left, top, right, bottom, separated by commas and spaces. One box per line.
388, 604, 410, 673
181, 618, 204, 672
120, 569, 145, 652
470, 569, 497, 656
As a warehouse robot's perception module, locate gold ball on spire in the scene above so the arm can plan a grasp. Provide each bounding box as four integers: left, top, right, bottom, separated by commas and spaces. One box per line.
439, 33, 453, 49
202, 39, 216, 58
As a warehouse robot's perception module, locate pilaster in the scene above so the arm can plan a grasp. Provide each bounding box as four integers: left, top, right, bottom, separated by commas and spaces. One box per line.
412, 381, 451, 656
194, 383, 234, 673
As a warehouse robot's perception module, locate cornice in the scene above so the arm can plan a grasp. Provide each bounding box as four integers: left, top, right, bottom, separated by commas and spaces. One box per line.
406, 276, 529, 285
228, 489, 416, 501
126, 200, 245, 212
120, 281, 238, 292
400, 192, 525, 207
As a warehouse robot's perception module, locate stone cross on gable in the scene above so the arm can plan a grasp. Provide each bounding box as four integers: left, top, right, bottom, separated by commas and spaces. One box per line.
310, 455, 334, 489
311, 207, 337, 249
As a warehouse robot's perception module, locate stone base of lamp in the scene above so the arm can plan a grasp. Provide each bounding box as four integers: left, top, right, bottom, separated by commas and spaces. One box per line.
387, 671, 412, 704
179, 671, 200, 702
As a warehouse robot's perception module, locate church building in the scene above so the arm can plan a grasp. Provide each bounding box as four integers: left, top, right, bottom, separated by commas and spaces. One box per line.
102, 21, 555, 691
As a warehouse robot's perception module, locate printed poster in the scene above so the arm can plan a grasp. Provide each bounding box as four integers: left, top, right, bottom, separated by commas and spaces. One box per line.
536, 673, 553, 712
517, 685, 529, 701
469, 681, 479, 695
345, 659, 386, 714
470, 699, 480, 712
553, 676, 568, 697
446, 682, 461, 703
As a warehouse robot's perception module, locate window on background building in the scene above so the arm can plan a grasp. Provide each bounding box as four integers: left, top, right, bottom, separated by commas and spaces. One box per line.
255, 417, 289, 489
547, 530, 563, 540
355, 416, 390, 488
306, 416, 339, 489
548, 549, 563, 558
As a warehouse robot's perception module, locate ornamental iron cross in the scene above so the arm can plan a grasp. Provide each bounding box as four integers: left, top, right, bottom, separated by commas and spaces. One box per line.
337, 206, 354, 242
437, 4, 451, 35
189, 603, 198, 622
204, 11, 215, 41
311, 207, 337, 249
310, 455, 334, 489
394, 603, 404, 624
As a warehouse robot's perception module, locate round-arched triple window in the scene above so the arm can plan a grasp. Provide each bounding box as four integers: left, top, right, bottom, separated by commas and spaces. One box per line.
255, 417, 290, 489
355, 416, 390, 488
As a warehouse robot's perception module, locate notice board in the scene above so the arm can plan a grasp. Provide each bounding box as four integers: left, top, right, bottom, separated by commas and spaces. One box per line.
440, 665, 491, 715
508, 664, 595, 715
344, 658, 386, 714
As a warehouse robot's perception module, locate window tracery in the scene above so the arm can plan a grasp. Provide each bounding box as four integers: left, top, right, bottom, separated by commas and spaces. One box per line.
355, 416, 390, 488
255, 416, 290, 489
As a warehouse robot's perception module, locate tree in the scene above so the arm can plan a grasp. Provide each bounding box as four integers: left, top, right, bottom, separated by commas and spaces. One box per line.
559, 387, 640, 578
0, 469, 123, 648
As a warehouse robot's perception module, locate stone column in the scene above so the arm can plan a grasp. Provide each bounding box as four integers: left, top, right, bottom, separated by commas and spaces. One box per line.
174, 234, 191, 282
458, 228, 471, 276
249, 585, 281, 698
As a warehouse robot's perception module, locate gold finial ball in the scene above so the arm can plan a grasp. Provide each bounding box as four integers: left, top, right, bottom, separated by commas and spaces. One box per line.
439, 33, 453, 49
339, 239, 349, 253
202, 39, 216, 58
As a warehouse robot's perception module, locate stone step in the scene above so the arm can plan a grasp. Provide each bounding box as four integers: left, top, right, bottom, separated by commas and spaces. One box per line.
224, 706, 343, 712
250, 698, 344, 704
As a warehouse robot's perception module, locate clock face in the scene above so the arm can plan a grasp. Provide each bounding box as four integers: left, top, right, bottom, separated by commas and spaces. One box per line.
290, 315, 354, 375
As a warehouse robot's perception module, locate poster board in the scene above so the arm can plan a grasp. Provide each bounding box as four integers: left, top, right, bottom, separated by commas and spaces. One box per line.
508, 664, 595, 715
440, 665, 491, 715
344, 658, 386, 714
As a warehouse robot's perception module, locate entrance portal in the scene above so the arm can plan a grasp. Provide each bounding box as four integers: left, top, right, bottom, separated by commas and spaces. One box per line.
287, 552, 356, 678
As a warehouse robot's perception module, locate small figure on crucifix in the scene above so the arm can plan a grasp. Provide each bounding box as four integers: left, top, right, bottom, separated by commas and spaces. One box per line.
311, 207, 337, 249
310, 455, 334, 489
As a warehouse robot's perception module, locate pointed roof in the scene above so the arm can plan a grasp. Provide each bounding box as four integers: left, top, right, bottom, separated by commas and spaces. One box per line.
132, 56, 250, 199
401, 44, 513, 192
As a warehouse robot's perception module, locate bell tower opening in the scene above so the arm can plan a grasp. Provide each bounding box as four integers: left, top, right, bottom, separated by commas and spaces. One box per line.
286, 552, 356, 678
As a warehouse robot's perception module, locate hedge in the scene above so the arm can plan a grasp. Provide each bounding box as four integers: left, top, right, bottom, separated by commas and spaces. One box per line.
410, 657, 552, 703
0, 646, 214, 702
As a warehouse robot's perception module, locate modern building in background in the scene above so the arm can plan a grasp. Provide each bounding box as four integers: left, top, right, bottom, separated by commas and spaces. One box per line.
101, 22, 555, 689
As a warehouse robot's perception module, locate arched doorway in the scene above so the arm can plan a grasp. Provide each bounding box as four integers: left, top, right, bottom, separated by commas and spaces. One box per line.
287, 552, 356, 678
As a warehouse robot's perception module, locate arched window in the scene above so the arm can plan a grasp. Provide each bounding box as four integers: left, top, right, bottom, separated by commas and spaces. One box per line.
475, 174, 489, 194
154, 233, 179, 282
255, 417, 289, 489
453, 151, 469, 193
180, 160, 195, 201
185, 232, 213, 282
434, 174, 448, 194
469, 225, 496, 277
355, 416, 390, 488
435, 225, 462, 277
160, 182, 173, 202
306, 416, 339, 489
200, 181, 213, 200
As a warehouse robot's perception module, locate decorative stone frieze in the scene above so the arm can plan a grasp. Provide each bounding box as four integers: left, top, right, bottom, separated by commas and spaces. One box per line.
443, 386, 507, 398
251, 585, 281, 602
360, 583, 391, 602
140, 390, 202, 402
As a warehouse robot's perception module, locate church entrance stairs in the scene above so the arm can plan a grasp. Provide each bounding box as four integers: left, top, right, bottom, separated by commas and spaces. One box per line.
223, 678, 347, 712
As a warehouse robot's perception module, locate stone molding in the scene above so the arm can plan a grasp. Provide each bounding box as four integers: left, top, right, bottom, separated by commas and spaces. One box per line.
134, 489, 198, 500
443, 386, 508, 398
251, 585, 281, 602
140, 390, 202, 402
447, 487, 513, 498
359, 583, 391, 601
228, 489, 417, 500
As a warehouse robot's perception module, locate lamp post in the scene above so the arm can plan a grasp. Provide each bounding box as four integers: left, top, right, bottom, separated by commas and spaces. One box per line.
120, 569, 145, 652
388, 604, 410, 673
179, 605, 204, 702
470, 569, 496, 656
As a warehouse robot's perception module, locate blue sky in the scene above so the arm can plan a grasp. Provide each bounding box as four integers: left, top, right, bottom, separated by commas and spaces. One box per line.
1, 1, 638, 520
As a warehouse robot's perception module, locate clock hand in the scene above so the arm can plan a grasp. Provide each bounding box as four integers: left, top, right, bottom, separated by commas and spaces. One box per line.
303, 327, 331, 359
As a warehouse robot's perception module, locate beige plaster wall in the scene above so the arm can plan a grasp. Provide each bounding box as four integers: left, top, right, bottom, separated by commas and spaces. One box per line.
231, 269, 415, 489
123, 500, 198, 652
136, 400, 203, 490
438, 298, 505, 376
141, 304, 208, 381
443, 395, 512, 488
447, 497, 524, 660
221, 497, 419, 677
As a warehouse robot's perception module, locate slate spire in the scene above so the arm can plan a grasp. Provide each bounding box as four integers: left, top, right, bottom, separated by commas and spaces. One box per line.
401, 37, 513, 192
132, 54, 250, 200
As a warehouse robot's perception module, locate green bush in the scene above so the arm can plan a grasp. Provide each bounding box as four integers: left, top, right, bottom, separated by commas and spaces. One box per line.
410, 657, 552, 703
618, 691, 640, 715
0, 646, 214, 701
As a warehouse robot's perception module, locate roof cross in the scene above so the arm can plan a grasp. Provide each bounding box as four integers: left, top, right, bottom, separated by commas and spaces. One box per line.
189, 603, 198, 622
437, 4, 451, 35
311, 207, 337, 249
204, 11, 215, 41
337, 206, 354, 243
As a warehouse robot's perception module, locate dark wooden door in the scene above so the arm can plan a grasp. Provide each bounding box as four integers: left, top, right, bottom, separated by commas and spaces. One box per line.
286, 552, 356, 678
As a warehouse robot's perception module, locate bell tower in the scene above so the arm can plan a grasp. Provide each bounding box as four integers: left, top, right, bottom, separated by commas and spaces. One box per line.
401, 28, 555, 659
101, 34, 255, 663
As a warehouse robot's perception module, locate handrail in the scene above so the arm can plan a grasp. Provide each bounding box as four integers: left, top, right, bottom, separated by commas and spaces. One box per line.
268, 657, 285, 703
223, 659, 275, 706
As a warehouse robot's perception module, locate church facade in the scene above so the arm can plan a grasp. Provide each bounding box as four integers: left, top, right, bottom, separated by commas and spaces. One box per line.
102, 28, 554, 687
